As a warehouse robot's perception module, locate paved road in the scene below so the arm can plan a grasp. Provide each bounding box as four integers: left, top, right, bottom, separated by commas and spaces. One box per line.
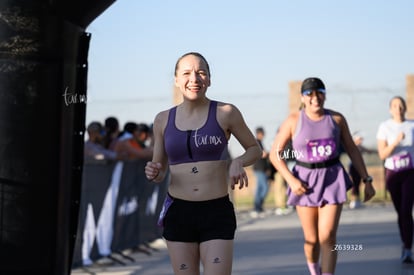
71, 203, 414, 275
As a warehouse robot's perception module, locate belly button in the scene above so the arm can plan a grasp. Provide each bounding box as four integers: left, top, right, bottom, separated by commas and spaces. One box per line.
193, 188, 199, 192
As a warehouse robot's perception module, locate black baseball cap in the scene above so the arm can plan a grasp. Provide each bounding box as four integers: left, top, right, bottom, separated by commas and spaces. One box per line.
301, 77, 326, 94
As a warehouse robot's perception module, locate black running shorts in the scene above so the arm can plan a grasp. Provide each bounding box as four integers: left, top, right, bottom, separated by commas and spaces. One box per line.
162, 194, 237, 243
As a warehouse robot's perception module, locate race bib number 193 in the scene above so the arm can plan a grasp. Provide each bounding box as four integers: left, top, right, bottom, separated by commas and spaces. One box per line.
306, 138, 336, 162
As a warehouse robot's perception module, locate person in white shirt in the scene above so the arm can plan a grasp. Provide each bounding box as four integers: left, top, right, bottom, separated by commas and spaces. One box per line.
377, 96, 414, 264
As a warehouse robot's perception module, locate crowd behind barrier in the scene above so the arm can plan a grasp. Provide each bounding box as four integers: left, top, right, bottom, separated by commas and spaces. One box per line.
71, 159, 168, 268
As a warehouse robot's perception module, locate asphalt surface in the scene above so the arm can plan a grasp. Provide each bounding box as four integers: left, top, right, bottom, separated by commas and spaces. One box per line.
71, 202, 414, 275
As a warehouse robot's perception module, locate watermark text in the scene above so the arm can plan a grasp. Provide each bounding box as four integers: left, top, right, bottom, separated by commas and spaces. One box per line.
276, 143, 304, 160
62, 86, 88, 106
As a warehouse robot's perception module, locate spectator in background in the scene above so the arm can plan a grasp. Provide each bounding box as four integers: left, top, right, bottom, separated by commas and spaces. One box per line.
348, 132, 377, 209
84, 121, 117, 161
273, 137, 295, 215
115, 122, 153, 160
251, 127, 269, 217
103, 116, 120, 150
136, 123, 151, 148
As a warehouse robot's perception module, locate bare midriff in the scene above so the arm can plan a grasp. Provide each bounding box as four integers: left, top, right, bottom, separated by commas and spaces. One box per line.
168, 160, 229, 201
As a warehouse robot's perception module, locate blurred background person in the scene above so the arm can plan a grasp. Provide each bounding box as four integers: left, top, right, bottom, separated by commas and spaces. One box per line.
136, 123, 151, 149
84, 121, 117, 161
273, 137, 295, 216
377, 96, 414, 264
103, 116, 120, 150
251, 127, 269, 217
348, 132, 377, 209
115, 121, 153, 160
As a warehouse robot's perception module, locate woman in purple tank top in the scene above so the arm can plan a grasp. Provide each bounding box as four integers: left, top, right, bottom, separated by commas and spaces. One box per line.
269, 77, 376, 275
144, 52, 261, 275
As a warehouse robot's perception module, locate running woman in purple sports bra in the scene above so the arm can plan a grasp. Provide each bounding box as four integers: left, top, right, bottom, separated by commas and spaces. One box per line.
144, 52, 261, 275
269, 77, 376, 275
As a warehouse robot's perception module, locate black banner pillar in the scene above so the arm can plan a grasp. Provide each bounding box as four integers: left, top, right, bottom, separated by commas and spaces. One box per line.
0, 0, 115, 274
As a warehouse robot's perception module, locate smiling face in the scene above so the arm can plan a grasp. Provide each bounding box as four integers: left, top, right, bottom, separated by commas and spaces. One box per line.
174, 54, 211, 101
301, 89, 326, 112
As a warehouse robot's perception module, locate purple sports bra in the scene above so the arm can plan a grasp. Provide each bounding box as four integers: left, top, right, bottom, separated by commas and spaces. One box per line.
164, 100, 229, 165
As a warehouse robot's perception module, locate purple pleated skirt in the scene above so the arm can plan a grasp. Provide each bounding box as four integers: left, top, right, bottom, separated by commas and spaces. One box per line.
287, 163, 353, 207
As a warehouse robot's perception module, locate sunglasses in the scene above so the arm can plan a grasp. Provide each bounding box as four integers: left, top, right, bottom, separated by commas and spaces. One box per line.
301, 88, 326, 96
